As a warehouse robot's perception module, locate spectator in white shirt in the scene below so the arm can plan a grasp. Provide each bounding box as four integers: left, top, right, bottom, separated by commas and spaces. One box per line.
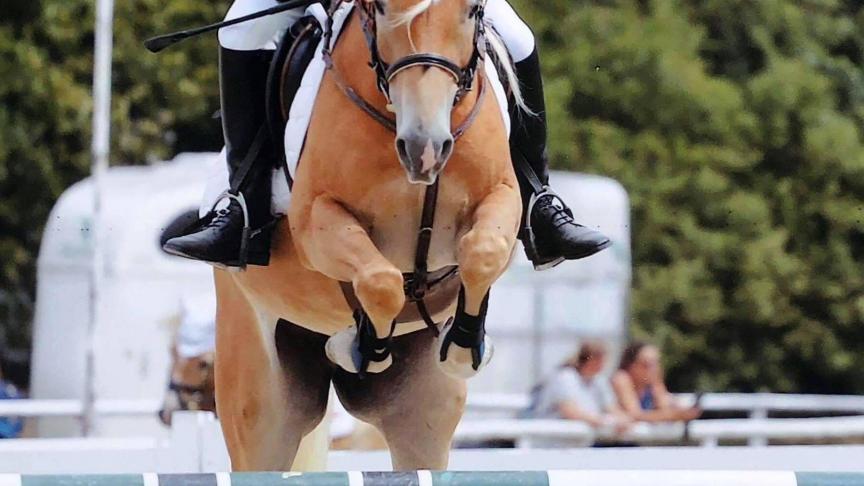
532, 342, 632, 432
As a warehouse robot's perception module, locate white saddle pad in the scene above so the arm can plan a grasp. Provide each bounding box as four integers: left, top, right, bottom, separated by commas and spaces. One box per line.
200, 3, 510, 217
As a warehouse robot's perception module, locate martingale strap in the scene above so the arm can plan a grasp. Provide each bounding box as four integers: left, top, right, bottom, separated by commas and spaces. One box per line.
406, 181, 442, 334
338, 181, 445, 335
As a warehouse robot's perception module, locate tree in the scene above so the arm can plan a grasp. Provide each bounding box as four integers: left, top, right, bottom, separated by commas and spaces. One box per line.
513, 0, 864, 392
0, 0, 228, 372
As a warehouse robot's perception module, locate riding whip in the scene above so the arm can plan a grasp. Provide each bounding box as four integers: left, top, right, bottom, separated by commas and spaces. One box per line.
144, 0, 320, 53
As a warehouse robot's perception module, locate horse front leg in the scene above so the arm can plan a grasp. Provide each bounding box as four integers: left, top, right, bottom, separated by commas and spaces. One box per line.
439, 183, 521, 378
296, 194, 405, 374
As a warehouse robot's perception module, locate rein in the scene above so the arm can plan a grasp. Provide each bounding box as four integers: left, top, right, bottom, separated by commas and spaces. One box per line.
322, 0, 488, 334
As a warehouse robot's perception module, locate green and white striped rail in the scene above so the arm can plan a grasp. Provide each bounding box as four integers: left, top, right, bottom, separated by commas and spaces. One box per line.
1, 471, 863, 486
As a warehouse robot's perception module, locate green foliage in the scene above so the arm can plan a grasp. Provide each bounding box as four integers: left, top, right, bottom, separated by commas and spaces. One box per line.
0, 0, 227, 355
2, 0, 864, 393
513, 0, 864, 392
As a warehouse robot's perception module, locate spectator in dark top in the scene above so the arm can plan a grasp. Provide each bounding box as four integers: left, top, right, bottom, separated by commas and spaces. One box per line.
611, 342, 702, 423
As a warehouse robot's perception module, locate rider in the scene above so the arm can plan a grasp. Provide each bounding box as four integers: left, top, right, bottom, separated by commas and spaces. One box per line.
163, 0, 611, 269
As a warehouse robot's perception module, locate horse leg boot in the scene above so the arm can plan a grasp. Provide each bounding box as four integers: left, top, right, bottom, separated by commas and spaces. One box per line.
294, 195, 403, 375
438, 184, 521, 378
163, 48, 275, 268
509, 48, 611, 270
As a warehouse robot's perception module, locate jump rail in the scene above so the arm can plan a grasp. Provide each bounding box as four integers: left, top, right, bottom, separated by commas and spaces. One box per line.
0, 471, 861, 486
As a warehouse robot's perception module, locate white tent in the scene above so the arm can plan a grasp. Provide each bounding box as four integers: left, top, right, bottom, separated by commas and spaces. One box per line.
30, 153, 630, 437
31, 153, 216, 437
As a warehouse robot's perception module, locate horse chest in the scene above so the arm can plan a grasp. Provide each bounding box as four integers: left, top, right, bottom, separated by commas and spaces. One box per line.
358, 182, 471, 273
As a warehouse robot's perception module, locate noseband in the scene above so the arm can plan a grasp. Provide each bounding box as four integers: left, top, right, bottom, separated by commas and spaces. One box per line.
322, 0, 488, 137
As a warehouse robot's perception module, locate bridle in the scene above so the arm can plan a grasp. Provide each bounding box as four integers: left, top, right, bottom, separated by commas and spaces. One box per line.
359, 0, 486, 105
321, 0, 488, 138
167, 361, 215, 412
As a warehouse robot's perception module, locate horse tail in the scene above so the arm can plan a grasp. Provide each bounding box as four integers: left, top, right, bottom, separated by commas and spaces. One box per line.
291, 415, 331, 471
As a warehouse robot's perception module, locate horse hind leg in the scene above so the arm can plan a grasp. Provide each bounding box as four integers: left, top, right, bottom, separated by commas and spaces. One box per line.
333, 329, 466, 470
439, 183, 521, 378
214, 272, 331, 470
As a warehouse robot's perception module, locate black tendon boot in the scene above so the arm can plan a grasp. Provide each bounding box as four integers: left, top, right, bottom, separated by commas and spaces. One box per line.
163, 48, 276, 268
510, 48, 611, 270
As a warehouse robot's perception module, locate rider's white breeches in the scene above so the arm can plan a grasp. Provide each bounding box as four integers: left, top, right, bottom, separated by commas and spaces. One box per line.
218, 0, 306, 51
218, 0, 536, 62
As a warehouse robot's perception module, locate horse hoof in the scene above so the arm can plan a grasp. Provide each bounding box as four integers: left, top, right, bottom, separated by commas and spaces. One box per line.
436, 320, 494, 379
325, 327, 392, 374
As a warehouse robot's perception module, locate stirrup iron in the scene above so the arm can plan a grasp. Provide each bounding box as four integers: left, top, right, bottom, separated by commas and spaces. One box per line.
521, 187, 565, 271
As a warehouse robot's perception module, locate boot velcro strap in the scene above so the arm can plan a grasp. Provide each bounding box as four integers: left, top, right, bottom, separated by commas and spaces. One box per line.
447, 312, 486, 348
354, 309, 393, 363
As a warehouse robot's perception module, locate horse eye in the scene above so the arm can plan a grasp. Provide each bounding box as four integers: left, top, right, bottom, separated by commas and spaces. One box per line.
198, 361, 209, 369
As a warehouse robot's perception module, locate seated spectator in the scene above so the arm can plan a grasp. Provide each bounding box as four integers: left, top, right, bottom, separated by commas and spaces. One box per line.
531, 342, 632, 431
611, 342, 702, 422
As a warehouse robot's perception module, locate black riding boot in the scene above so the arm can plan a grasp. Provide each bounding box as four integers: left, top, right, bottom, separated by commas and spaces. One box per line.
163, 48, 275, 268
510, 48, 611, 270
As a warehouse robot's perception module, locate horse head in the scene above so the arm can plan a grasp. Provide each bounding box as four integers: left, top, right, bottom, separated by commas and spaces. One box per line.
158, 348, 216, 425
360, 0, 486, 184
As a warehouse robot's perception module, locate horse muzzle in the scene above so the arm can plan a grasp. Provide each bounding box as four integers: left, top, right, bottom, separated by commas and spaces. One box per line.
396, 134, 454, 185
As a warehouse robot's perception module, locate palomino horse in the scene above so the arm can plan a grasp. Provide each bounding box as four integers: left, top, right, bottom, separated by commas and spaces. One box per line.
215, 0, 522, 470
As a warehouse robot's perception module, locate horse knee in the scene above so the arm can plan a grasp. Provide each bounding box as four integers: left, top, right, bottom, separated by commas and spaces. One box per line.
459, 230, 510, 287
354, 266, 405, 319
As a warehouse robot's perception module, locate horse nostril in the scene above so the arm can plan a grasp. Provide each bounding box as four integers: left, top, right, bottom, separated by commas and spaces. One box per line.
396, 138, 409, 163
440, 138, 454, 162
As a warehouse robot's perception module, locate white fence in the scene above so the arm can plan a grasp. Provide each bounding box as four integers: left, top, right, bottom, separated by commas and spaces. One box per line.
0, 412, 229, 474
464, 392, 864, 417
2, 411, 864, 474
0, 394, 864, 456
